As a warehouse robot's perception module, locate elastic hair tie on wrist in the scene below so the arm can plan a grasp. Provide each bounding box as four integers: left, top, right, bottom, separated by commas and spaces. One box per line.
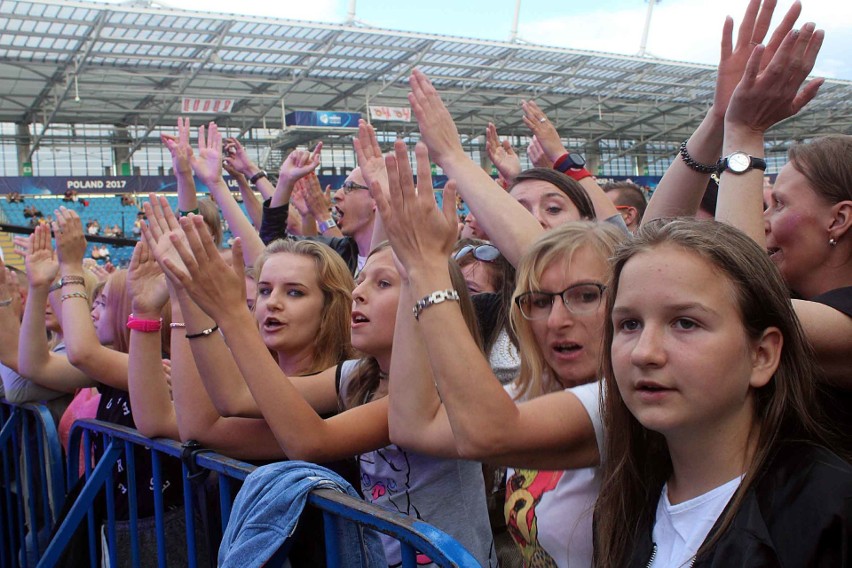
186, 325, 219, 339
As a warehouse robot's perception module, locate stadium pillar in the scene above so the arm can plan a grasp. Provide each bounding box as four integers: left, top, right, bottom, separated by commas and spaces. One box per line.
15, 122, 32, 176
585, 146, 601, 176
113, 126, 133, 176
636, 154, 648, 176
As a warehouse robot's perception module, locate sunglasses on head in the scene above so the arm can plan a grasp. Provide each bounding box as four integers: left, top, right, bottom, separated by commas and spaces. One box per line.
453, 244, 501, 263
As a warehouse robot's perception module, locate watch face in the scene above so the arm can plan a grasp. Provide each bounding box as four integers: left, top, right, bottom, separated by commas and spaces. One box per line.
568, 153, 586, 168
728, 152, 751, 173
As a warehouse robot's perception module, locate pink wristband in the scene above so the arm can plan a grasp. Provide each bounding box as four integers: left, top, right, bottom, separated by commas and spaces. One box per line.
127, 314, 163, 333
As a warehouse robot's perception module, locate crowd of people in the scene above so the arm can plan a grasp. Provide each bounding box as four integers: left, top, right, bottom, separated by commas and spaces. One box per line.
1, 0, 850, 566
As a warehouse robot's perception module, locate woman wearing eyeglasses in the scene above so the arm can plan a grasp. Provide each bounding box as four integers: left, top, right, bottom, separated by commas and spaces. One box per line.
374, 139, 627, 566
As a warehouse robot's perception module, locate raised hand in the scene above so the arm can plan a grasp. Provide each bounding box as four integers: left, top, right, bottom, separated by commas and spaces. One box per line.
278, 144, 322, 189
222, 137, 257, 177
369, 140, 458, 278
353, 119, 389, 190
713, 0, 802, 120
189, 123, 225, 185
52, 207, 88, 269
521, 100, 566, 165
127, 241, 169, 315
161, 216, 247, 322
725, 23, 824, 134
141, 194, 189, 282
527, 135, 551, 169
161, 117, 194, 176
485, 122, 521, 182
290, 180, 312, 218
25, 225, 59, 288
407, 69, 466, 166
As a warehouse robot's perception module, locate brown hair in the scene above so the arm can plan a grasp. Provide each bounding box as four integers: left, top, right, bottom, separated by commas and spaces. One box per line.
342, 246, 483, 410
510, 168, 596, 220
509, 221, 626, 400
788, 135, 852, 205
255, 239, 355, 373
602, 181, 647, 220
594, 218, 834, 567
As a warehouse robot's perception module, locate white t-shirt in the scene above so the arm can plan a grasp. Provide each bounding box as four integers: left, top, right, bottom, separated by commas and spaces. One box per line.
504, 380, 603, 568
356, 254, 367, 273
650, 475, 743, 568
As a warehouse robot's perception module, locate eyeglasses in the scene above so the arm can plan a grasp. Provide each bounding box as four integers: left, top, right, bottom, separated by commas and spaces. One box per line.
341, 181, 370, 194
453, 244, 501, 263
515, 283, 606, 320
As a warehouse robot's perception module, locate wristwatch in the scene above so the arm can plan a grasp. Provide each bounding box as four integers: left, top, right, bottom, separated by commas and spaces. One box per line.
717, 152, 767, 175
553, 152, 586, 172
317, 217, 337, 233
249, 170, 268, 185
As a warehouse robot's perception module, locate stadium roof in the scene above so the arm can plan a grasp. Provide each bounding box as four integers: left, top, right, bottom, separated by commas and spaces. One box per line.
1, 0, 850, 160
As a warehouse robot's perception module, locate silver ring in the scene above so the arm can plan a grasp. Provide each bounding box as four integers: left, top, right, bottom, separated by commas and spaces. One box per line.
538, 117, 547, 123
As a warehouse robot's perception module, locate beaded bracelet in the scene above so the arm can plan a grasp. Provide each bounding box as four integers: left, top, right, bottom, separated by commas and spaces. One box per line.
679, 140, 719, 174
61, 292, 89, 302
186, 325, 219, 339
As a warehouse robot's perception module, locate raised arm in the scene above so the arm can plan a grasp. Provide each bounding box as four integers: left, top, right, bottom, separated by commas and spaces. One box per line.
223, 162, 262, 231
375, 142, 598, 469
17, 225, 90, 391
408, 69, 543, 267
521, 100, 619, 221
485, 123, 521, 185
161, 117, 199, 215
270, 144, 322, 208
53, 208, 131, 389
717, 22, 823, 244
125, 241, 179, 439
162, 218, 390, 462
644, 0, 801, 222
223, 137, 275, 201
188, 123, 266, 266
352, 119, 389, 251
0, 263, 21, 371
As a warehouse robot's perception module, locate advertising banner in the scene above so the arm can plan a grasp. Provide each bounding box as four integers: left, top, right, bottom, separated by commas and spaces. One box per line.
285, 111, 361, 128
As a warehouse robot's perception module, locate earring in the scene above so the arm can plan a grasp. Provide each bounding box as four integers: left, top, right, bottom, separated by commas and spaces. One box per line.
829, 238, 838, 247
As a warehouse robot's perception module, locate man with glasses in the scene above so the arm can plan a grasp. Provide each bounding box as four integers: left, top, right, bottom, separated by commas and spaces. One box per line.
260, 167, 376, 275
603, 181, 647, 233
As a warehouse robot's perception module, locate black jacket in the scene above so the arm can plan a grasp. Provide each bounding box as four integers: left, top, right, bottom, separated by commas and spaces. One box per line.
628, 442, 852, 567
259, 199, 359, 275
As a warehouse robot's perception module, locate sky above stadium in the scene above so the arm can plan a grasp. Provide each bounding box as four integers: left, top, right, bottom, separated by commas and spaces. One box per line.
126, 0, 850, 80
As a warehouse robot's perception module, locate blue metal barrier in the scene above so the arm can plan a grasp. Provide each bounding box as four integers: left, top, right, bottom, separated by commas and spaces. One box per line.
0, 400, 66, 568
35, 419, 479, 568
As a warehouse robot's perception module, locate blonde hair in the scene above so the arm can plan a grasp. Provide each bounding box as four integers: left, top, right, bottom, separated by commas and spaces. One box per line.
198, 197, 223, 247
509, 221, 626, 400
254, 239, 355, 373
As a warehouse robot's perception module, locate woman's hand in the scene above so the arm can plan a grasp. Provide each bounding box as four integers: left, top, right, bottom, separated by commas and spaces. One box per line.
161, 216, 248, 323
222, 137, 257, 177
527, 136, 551, 169
52, 207, 88, 269
127, 241, 169, 316
725, 23, 824, 135
712, 0, 801, 121
353, 119, 390, 190
521, 100, 567, 165
290, 180, 312, 218
189, 123, 225, 185
370, 140, 458, 279
160, 117, 194, 176
407, 69, 467, 167
485, 123, 521, 182
141, 194, 190, 286
301, 174, 334, 220
24, 225, 58, 288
